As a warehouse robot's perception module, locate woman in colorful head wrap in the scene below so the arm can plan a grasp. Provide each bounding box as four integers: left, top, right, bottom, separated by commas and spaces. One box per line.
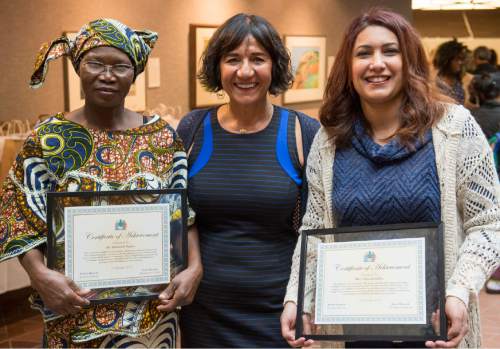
30, 18, 156, 88
0, 19, 202, 348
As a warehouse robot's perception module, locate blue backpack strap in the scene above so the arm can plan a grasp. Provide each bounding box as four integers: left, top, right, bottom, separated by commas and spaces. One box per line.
276, 108, 302, 185
188, 112, 213, 179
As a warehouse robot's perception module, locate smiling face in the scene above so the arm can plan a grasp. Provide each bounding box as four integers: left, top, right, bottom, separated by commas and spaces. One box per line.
351, 25, 403, 107
219, 35, 272, 107
79, 46, 134, 108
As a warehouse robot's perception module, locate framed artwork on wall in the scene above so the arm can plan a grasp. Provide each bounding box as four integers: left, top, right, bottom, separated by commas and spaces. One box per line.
189, 24, 229, 109
63, 32, 146, 112
283, 35, 326, 104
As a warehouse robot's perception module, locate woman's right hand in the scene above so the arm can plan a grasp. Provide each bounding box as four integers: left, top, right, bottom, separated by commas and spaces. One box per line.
280, 301, 315, 348
31, 267, 91, 315
19, 249, 90, 315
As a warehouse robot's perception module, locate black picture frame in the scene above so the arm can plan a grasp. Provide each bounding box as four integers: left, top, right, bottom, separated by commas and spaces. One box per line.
189, 24, 229, 109
296, 222, 447, 342
46, 189, 188, 304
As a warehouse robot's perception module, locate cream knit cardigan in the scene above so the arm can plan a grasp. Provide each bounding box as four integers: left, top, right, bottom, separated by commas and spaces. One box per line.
284, 105, 500, 348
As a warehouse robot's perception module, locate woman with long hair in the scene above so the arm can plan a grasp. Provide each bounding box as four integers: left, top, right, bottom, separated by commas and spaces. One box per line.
281, 8, 499, 348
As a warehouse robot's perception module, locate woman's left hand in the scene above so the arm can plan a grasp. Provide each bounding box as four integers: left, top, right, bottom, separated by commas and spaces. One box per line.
157, 265, 203, 312
425, 296, 469, 348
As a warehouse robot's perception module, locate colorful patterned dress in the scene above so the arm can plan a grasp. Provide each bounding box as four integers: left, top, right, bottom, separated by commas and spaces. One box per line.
0, 113, 187, 348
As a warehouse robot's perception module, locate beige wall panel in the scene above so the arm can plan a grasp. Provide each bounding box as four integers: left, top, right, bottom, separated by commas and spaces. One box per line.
414, 10, 500, 38
0, 0, 410, 123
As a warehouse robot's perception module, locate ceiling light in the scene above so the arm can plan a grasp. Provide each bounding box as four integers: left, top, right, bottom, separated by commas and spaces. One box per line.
412, 0, 500, 10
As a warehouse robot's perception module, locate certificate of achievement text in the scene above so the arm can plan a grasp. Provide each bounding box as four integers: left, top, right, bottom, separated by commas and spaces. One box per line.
65, 203, 170, 289
315, 237, 426, 325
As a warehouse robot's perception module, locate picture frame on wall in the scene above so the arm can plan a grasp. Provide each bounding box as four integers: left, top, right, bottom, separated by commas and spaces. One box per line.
283, 35, 326, 104
189, 24, 229, 109
63, 32, 146, 112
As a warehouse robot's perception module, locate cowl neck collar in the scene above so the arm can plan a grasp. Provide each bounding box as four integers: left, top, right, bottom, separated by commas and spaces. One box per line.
351, 118, 432, 164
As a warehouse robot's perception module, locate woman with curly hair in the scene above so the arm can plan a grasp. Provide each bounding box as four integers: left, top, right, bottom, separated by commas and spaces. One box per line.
433, 39, 468, 104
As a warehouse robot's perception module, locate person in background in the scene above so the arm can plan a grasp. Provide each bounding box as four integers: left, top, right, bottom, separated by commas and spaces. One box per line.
176, 13, 319, 348
472, 46, 497, 75
467, 46, 497, 108
433, 39, 468, 104
470, 71, 500, 295
471, 71, 500, 140
0, 19, 202, 347
490, 49, 499, 70
281, 8, 499, 348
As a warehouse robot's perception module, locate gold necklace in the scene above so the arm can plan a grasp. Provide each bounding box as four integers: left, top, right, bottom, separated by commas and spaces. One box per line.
221, 103, 273, 134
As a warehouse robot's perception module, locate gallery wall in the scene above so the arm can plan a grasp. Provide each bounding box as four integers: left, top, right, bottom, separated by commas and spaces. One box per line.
0, 0, 411, 123
414, 10, 500, 38
413, 9, 500, 61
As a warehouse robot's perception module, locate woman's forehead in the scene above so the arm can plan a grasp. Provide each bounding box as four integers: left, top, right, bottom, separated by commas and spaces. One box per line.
226, 35, 268, 55
84, 46, 131, 62
354, 25, 399, 48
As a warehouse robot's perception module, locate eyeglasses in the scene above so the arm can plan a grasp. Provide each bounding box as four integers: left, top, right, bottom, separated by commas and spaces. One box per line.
82, 61, 134, 77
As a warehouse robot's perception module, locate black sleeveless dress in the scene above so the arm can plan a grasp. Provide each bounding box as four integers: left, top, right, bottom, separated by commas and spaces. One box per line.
180, 106, 300, 347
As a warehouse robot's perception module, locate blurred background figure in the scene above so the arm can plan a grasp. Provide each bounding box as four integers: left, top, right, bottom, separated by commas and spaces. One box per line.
490, 49, 499, 70
433, 39, 468, 104
470, 71, 500, 295
470, 71, 500, 140
472, 46, 497, 75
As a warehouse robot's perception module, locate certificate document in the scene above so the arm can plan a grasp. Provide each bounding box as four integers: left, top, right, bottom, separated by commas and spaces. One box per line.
315, 238, 426, 325
65, 204, 170, 289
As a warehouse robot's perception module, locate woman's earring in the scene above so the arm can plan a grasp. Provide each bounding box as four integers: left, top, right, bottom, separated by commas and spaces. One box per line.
216, 90, 226, 99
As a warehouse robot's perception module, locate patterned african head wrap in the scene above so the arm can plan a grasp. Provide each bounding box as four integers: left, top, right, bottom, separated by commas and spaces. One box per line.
30, 18, 158, 88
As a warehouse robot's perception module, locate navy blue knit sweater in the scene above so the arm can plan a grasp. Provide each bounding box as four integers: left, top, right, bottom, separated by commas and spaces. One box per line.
333, 119, 441, 226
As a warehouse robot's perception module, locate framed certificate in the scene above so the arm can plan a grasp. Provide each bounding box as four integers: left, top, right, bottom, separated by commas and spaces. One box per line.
296, 223, 447, 342
46, 189, 188, 304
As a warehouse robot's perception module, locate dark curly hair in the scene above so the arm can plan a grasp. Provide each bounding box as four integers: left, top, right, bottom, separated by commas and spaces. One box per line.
320, 8, 451, 149
433, 39, 467, 78
197, 13, 293, 95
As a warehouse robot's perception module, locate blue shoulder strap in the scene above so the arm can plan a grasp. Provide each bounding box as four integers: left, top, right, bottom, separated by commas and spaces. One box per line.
188, 112, 213, 179
188, 108, 304, 184
276, 108, 302, 185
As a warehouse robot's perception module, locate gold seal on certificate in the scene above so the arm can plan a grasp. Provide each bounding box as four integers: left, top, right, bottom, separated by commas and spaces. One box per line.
47, 189, 188, 304
296, 223, 447, 342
